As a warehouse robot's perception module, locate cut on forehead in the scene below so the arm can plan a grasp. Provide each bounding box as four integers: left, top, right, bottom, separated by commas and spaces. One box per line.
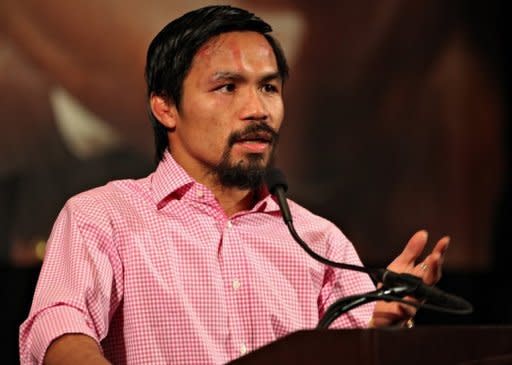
193, 31, 276, 63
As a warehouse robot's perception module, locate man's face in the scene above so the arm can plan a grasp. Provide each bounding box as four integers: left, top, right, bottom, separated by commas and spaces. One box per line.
168, 31, 284, 188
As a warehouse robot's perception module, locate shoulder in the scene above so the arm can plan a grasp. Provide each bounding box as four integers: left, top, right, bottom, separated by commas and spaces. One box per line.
286, 199, 366, 269
64, 176, 152, 223
286, 199, 350, 244
287, 199, 338, 231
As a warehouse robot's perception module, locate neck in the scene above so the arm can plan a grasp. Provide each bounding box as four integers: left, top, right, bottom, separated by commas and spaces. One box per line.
209, 185, 258, 217
168, 150, 261, 216
179, 160, 258, 216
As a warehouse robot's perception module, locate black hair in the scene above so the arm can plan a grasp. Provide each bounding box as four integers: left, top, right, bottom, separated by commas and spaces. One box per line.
145, 5, 289, 162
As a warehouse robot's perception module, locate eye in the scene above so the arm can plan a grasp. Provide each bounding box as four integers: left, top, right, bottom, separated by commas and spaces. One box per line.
262, 83, 279, 94
215, 83, 236, 93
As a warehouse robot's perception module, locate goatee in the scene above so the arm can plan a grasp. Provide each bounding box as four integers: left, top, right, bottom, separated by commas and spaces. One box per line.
213, 122, 279, 190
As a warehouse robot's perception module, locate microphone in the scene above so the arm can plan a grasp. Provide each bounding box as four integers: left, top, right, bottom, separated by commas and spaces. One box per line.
264, 167, 473, 315
264, 168, 292, 224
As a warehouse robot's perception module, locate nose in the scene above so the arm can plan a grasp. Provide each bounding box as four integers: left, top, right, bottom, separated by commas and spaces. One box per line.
240, 88, 269, 122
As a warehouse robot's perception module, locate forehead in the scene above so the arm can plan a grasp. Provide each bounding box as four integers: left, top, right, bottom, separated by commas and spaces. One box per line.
189, 31, 278, 75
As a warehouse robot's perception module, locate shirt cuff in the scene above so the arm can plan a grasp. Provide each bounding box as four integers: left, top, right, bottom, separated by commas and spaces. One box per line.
22, 305, 99, 365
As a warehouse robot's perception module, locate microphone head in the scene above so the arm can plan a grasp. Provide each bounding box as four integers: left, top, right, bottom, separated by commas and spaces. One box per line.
264, 168, 288, 194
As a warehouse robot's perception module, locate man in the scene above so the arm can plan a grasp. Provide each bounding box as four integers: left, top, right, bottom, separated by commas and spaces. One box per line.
20, 6, 449, 365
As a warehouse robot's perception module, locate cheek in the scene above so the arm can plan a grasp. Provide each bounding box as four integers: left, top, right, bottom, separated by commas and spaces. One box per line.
187, 95, 232, 122
270, 98, 285, 129
187, 111, 231, 152
194, 100, 234, 137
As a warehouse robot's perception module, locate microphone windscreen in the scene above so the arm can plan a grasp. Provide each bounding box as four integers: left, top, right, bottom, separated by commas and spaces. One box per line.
264, 168, 288, 194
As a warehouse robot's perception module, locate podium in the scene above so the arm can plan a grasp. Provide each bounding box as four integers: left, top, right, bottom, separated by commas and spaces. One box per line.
229, 326, 512, 365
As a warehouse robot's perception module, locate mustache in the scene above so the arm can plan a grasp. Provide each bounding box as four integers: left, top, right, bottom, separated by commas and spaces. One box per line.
227, 123, 279, 147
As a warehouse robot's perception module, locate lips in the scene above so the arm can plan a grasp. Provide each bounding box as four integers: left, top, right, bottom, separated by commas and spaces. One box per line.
232, 132, 273, 154
235, 131, 273, 144
227, 123, 279, 154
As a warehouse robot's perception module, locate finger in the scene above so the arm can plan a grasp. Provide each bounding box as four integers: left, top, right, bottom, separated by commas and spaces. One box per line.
395, 230, 429, 264
415, 254, 440, 285
372, 299, 418, 327
432, 235, 450, 256
426, 236, 450, 281
415, 236, 450, 285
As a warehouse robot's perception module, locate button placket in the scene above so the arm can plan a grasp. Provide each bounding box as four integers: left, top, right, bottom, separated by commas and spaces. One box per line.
232, 279, 241, 290
221, 216, 250, 358
239, 343, 248, 355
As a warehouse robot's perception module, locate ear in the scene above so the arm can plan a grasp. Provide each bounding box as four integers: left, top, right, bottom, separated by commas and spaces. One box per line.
149, 94, 178, 129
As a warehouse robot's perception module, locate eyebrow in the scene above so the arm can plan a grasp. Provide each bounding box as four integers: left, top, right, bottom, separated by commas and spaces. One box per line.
210, 71, 282, 83
260, 72, 282, 84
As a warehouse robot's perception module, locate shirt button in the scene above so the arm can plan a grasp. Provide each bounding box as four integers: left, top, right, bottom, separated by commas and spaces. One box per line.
240, 343, 247, 355
226, 220, 233, 229
196, 190, 204, 199
232, 279, 241, 290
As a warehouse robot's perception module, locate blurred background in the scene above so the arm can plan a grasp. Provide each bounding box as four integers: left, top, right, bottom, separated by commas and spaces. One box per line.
1, 0, 510, 362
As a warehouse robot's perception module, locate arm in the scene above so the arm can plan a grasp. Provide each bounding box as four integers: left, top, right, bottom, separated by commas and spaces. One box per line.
44, 334, 110, 365
317, 226, 376, 328
20, 196, 123, 364
317, 227, 448, 328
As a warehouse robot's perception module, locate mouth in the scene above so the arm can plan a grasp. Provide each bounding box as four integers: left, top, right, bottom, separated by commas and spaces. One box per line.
233, 132, 273, 153
236, 132, 273, 144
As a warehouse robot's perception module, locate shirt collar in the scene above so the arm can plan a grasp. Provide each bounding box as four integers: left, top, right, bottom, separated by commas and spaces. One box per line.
150, 150, 281, 214
150, 150, 195, 207
252, 185, 280, 213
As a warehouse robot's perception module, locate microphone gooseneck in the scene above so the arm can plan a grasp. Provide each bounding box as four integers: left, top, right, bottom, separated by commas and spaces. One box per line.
264, 168, 293, 224
264, 167, 473, 325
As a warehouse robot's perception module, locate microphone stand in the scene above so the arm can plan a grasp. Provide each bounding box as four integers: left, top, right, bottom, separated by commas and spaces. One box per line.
317, 286, 416, 329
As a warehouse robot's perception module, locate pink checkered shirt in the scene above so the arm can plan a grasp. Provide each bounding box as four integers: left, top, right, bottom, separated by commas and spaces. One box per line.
20, 151, 375, 364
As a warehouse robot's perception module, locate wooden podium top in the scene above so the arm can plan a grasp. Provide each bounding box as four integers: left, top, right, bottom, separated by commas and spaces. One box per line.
230, 326, 512, 365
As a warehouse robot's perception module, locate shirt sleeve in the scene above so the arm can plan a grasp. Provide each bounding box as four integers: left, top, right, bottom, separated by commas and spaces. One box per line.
317, 225, 376, 329
19, 196, 123, 364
